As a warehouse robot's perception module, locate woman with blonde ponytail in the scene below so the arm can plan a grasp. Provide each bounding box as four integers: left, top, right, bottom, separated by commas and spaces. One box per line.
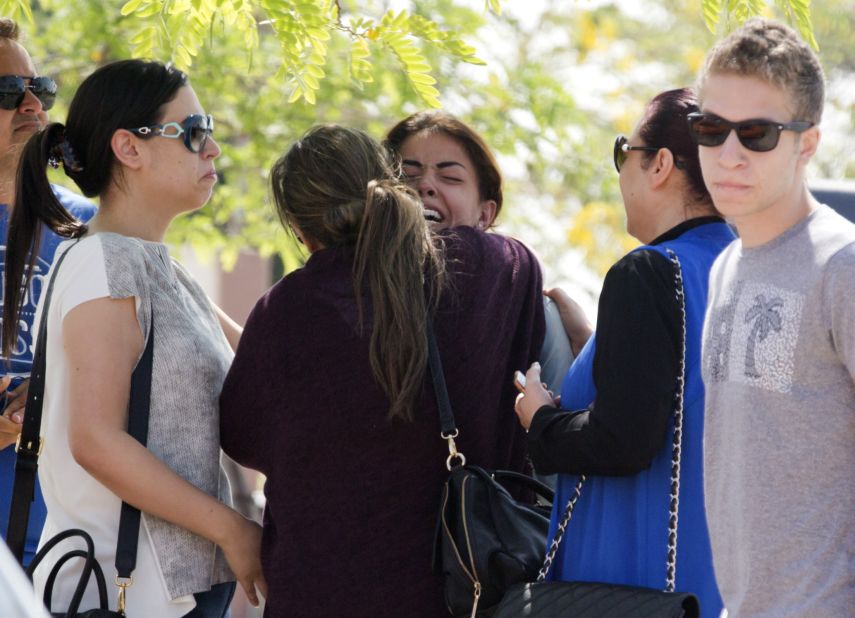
220, 125, 546, 616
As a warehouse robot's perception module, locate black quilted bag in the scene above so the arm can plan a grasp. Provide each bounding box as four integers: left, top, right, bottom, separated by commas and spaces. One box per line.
493, 581, 699, 617
494, 250, 700, 618
426, 321, 554, 617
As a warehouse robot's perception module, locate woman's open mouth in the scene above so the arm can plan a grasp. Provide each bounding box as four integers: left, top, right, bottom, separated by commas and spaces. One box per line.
423, 208, 444, 223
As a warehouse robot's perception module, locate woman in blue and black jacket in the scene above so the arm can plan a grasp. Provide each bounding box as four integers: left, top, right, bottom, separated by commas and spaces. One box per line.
515, 88, 734, 618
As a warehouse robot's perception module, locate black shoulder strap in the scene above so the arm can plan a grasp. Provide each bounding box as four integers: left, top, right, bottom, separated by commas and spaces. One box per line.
6, 239, 153, 586
426, 318, 456, 436
7, 242, 76, 562
115, 313, 153, 579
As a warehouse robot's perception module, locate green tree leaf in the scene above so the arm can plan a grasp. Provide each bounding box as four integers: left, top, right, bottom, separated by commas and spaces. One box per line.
120, 0, 148, 17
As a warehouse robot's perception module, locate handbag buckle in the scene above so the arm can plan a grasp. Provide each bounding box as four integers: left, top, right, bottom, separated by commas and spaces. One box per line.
441, 430, 466, 470
15, 435, 44, 457
115, 575, 133, 615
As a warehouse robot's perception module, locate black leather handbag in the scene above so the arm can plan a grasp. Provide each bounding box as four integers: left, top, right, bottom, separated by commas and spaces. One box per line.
427, 320, 554, 618
25, 529, 121, 618
6, 242, 154, 617
493, 250, 700, 618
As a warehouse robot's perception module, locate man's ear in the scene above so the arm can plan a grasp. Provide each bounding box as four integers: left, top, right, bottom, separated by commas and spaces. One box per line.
111, 129, 144, 171
477, 200, 498, 230
648, 148, 676, 190
797, 126, 821, 165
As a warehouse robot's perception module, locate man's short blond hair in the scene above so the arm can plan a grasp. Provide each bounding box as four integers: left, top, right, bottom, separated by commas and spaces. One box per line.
697, 18, 825, 124
0, 17, 20, 41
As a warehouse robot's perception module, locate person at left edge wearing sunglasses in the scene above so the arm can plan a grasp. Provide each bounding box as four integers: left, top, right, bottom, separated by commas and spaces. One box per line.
514, 88, 733, 617
697, 19, 855, 617
2, 59, 266, 617
0, 17, 96, 569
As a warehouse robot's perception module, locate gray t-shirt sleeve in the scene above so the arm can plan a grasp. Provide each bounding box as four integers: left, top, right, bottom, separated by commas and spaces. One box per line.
824, 243, 855, 376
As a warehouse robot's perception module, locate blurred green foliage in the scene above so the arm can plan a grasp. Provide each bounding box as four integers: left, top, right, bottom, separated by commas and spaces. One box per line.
1, 0, 849, 288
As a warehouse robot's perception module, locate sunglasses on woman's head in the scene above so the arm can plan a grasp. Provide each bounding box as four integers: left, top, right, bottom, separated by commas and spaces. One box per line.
129, 114, 214, 153
686, 112, 813, 152
0, 75, 57, 111
613, 135, 662, 173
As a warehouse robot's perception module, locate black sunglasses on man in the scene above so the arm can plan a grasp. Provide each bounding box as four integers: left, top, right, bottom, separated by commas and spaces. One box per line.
0, 75, 57, 111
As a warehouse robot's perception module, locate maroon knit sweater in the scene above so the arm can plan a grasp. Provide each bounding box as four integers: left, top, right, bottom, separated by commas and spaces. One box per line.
220, 227, 545, 617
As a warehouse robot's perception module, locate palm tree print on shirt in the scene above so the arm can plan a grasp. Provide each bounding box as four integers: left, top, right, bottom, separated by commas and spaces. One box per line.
743, 294, 784, 378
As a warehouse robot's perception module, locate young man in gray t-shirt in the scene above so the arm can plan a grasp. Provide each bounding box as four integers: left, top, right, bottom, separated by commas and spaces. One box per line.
692, 18, 855, 617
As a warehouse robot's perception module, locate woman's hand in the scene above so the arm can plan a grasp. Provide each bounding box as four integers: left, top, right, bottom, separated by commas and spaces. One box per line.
3, 378, 29, 419
0, 414, 21, 450
0, 377, 27, 450
218, 513, 268, 607
514, 362, 558, 431
545, 288, 593, 356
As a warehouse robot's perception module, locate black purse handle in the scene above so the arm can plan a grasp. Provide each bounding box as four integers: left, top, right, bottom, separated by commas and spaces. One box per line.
425, 318, 467, 470
490, 470, 554, 501
25, 528, 108, 616
44, 549, 110, 613
427, 320, 559, 510
6, 239, 154, 610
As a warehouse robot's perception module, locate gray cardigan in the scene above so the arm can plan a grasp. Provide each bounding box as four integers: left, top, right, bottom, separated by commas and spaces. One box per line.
100, 233, 234, 598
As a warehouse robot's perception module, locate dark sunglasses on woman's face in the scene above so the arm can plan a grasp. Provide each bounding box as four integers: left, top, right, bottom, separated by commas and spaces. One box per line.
0, 75, 57, 111
686, 112, 813, 152
129, 114, 214, 153
613, 135, 660, 173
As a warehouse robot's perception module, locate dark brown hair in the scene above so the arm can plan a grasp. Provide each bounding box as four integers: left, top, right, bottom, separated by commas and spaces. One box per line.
638, 88, 713, 210
271, 125, 446, 422
384, 110, 503, 225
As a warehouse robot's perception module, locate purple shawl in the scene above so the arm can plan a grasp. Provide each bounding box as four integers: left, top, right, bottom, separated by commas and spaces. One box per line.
220, 227, 545, 617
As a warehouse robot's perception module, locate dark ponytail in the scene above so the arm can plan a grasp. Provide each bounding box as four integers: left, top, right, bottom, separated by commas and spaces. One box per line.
2, 59, 187, 359
271, 125, 446, 422
3, 124, 87, 358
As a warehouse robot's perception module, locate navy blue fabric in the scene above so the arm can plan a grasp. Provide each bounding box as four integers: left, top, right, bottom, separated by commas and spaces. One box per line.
0, 185, 96, 566
549, 221, 734, 617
